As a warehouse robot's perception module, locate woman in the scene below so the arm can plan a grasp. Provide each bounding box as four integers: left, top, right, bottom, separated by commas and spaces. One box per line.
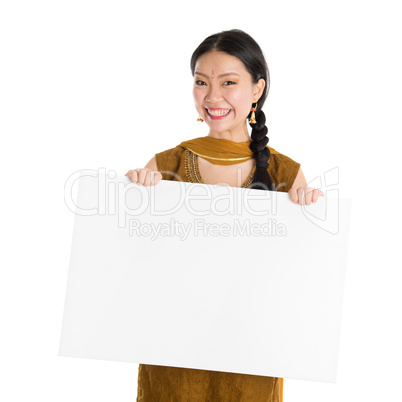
126, 29, 323, 402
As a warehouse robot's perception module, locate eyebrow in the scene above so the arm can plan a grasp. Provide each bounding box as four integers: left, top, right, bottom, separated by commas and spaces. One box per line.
194, 71, 240, 79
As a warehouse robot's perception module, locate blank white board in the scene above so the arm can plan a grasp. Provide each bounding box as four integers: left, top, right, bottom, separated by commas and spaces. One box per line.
59, 171, 352, 383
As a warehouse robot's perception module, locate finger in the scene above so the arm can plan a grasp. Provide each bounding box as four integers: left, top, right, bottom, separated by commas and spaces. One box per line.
312, 189, 321, 203
151, 171, 162, 185
304, 187, 314, 206
137, 169, 147, 185
143, 170, 152, 186
125, 170, 137, 182
297, 187, 305, 205
150, 173, 156, 186
288, 188, 298, 203
146, 171, 162, 186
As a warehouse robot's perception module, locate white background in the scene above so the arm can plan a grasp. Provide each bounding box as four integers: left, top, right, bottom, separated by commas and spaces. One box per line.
0, 0, 401, 401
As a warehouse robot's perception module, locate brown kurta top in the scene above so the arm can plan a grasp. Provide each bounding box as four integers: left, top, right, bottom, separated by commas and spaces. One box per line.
154, 144, 300, 192
136, 142, 301, 402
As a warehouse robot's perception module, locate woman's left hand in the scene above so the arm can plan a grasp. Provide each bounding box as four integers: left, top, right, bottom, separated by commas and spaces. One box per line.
288, 187, 325, 205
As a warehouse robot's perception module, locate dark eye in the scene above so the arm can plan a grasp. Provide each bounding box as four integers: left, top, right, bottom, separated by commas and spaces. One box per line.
195, 80, 206, 86
224, 81, 236, 86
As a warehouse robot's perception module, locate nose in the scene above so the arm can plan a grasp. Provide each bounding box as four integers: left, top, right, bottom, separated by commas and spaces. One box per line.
205, 83, 223, 104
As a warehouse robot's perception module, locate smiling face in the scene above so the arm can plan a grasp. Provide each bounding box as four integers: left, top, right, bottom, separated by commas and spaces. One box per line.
193, 51, 265, 141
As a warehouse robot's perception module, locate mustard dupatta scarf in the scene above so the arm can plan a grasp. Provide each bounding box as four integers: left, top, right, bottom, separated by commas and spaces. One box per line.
178, 136, 261, 165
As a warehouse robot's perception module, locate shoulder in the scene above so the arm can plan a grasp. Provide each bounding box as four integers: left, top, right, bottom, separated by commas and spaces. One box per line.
155, 145, 187, 168
155, 145, 186, 162
267, 145, 301, 192
155, 144, 188, 180
267, 145, 299, 166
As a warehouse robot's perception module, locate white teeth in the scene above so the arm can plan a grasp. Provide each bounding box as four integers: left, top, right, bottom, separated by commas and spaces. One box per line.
208, 109, 231, 116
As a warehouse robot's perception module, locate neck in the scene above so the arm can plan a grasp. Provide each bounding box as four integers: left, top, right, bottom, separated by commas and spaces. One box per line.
207, 122, 251, 143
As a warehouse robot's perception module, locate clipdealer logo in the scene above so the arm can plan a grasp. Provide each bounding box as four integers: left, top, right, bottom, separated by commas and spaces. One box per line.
64, 168, 282, 226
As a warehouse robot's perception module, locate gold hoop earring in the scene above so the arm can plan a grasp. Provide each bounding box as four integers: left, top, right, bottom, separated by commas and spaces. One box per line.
197, 116, 204, 122
249, 102, 257, 124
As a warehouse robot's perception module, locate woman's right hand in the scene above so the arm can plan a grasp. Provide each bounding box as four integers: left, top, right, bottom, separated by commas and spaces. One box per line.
125, 168, 163, 186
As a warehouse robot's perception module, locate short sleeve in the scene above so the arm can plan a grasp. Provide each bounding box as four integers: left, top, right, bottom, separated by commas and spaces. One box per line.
155, 146, 186, 181
268, 152, 301, 193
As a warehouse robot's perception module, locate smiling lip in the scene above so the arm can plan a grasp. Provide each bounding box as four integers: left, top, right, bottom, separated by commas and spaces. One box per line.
206, 108, 232, 120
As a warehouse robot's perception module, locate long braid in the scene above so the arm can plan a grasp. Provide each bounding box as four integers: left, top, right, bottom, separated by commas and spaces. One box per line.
249, 105, 274, 191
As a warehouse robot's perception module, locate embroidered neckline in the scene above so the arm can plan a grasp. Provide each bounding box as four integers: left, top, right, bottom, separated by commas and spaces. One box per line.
185, 149, 256, 188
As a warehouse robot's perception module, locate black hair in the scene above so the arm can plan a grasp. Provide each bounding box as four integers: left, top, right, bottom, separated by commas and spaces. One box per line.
190, 29, 274, 191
